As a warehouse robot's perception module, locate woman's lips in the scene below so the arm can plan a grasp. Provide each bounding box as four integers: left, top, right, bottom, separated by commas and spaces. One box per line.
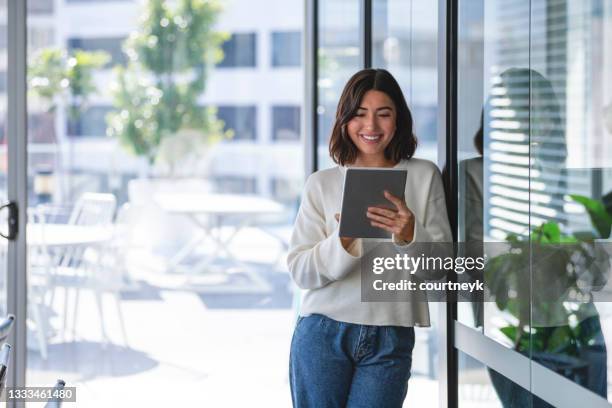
359, 133, 383, 143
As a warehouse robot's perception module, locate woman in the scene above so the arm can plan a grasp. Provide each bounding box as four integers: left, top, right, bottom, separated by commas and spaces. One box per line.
287, 68, 452, 407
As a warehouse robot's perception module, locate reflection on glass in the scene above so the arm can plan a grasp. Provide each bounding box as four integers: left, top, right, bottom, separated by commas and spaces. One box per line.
456, 0, 484, 329
458, 351, 504, 408
317, 0, 361, 169
477, 0, 612, 402
527, 0, 612, 402
479, 0, 531, 351
25, 0, 303, 405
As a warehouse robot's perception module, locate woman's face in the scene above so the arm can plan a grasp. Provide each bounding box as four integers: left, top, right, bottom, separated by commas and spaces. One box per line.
347, 90, 397, 164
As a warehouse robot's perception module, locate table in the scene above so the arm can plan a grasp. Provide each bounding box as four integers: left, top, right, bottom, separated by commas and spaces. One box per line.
154, 193, 286, 293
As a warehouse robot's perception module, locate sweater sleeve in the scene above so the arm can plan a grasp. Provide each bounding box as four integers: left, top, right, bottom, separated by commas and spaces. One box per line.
287, 175, 362, 289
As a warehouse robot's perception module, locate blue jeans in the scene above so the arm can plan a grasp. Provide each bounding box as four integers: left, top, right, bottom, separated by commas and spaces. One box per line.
289, 314, 415, 408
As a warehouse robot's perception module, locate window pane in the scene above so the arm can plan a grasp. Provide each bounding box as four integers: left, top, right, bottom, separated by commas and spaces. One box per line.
478, 0, 532, 351
218, 32, 256, 67
271, 31, 301, 67
317, 0, 361, 169
25, 1, 303, 406
529, 0, 612, 402
272, 105, 300, 140
67, 106, 113, 137
68, 37, 127, 66
28, 0, 54, 14
456, 0, 484, 329
373, 0, 439, 163
217, 106, 257, 140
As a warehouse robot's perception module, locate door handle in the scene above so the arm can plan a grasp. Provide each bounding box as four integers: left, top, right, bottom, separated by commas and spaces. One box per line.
0, 202, 18, 241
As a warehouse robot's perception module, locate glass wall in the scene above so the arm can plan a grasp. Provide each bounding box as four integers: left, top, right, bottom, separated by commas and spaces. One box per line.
370, 1, 442, 405
529, 0, 611, 403
317, 0, 362, 169
456, 0, 612, 406
25, 0, 303, 405
373, 0, 439, 163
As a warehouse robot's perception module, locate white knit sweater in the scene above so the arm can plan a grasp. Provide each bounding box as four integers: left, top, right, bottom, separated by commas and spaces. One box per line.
287, 158, 452, 327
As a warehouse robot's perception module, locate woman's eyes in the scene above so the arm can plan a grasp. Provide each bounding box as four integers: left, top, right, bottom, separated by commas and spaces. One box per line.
354, 113, 392, 118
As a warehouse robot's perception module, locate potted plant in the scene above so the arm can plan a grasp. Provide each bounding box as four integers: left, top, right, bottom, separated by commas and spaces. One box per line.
485, 194, 612, 406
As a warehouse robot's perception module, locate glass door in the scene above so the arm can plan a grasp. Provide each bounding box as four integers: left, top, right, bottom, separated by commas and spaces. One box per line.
0, 0, 29, 402
0, 1, 10, 319
24, 1, 305, 406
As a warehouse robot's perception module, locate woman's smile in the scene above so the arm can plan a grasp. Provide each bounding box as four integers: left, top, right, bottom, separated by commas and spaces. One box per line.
359, 132, 384, 143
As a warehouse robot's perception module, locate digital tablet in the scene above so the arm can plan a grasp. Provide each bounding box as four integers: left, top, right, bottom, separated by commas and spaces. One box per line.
339, 167, 407, 239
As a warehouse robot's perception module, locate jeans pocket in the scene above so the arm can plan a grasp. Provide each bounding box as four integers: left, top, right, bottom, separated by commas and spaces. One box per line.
386, 326, 416, 356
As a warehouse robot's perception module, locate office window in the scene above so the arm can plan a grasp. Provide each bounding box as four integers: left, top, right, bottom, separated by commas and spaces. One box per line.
28, 0, 54, 14
67, 37, 127, 66
317, 0, 362, 169
271, 31, 301, 67
218, 33, 256, 68
67, 106, 113, 137
29, 27, 55, 50
217, 106, 257, 140
271, 106, 300, 141
29, 112, 56, 143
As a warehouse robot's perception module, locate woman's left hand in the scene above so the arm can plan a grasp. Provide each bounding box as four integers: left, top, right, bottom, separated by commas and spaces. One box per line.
366, 190, 415, 243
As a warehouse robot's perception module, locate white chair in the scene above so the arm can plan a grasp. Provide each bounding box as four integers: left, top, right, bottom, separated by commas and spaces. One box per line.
46, 193, 126, 345
27, 206, 54, 360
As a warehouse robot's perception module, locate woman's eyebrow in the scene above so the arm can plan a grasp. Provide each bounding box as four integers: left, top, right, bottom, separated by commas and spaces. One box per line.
357, 106, 394, 111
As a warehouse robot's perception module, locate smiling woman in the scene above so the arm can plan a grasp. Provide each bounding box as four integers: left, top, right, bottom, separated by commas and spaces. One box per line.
288, 68, 452, 408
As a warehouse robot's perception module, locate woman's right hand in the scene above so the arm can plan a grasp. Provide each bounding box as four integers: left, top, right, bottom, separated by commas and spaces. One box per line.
334, 213, 356, 250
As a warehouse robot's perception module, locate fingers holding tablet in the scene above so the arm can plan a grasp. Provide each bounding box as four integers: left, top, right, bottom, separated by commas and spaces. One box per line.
366, 190, 415, 242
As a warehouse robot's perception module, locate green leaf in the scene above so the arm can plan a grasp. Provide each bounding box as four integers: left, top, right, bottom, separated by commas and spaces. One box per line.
570, 194, 612, 239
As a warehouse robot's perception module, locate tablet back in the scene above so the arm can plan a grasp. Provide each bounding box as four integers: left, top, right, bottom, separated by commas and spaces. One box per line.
339, 168, 407, 238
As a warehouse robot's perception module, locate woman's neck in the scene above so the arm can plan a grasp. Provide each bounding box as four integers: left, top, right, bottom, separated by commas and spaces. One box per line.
352, 155, 397, 168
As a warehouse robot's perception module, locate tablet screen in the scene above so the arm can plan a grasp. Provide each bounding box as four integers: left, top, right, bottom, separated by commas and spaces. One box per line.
339, 168, 407, 239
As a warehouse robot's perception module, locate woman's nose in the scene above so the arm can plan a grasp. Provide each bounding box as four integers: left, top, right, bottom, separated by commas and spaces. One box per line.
364, 115, 377, 130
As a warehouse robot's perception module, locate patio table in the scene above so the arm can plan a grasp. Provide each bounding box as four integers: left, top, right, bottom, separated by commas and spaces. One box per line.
154, 192, 286, 293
